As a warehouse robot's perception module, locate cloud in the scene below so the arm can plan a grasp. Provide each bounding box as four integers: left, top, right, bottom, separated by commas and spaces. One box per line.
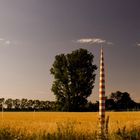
137, 43, 140, 46
77, 38, 106, 44
76, 37, 113, 45
0, 38, 12, 47
5, 40, 11, 45
0, 38, 4, 41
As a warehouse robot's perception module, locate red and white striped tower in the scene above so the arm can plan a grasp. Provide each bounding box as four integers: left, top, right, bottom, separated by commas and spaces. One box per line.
99, 47, 106, 131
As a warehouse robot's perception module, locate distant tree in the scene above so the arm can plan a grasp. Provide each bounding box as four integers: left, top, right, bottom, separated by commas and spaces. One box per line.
50, 49, 97, 111
43, 101, 51, 111
110, 91, 136, 110
34, 100, 40, 111
94, 101, 99, 111
26, 100, 34, 111
137, 103, 140, 110
20, 99, 28, 110
49, 101, 57, 111
13, 99, 21, 110
5, 98, 13, 110
106, 99, 115, 110
0, 98, 5, 103
0, 98, 5, 110
84, 101, 98, 112
39, 101, 45, 111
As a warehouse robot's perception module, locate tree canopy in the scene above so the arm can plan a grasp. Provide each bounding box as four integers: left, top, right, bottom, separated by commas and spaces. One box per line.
50, 49, 97, 111
107, 91, 137, 110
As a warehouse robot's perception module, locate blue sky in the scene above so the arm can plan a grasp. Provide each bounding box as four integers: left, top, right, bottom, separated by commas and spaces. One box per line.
0, 0, 140, 102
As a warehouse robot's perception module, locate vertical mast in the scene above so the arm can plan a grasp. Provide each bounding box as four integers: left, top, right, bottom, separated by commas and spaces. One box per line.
99, 47, 105, 130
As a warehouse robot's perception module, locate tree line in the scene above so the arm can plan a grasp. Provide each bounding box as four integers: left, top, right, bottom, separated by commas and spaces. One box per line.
0, 98, 56, 111
0, 91, 140, 112
86, 91, 140, 111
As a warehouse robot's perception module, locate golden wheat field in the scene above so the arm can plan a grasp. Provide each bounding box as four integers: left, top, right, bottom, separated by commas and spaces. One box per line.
0, 112, 140, 135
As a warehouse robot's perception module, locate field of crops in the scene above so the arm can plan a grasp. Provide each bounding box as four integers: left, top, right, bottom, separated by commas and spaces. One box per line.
0, 112, 140, 139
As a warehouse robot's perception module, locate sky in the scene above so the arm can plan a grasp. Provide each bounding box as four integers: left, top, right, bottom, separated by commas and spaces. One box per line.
0, 0, 140, 102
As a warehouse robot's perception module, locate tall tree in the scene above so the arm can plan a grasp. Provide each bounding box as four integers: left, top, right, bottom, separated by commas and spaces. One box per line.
50, 49, 97, 111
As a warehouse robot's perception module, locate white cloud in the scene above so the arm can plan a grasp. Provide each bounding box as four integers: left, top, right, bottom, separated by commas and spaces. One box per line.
0, 37, 12, 46
76, 37, 113, 45
77, 38, 106, 44
0, 38, 4, 41
5, 40, 11, 45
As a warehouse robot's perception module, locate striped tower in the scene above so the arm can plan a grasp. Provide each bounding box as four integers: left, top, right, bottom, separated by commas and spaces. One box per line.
99, 47, 106, 132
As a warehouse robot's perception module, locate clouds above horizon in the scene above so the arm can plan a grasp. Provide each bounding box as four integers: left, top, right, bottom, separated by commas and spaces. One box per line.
0, 38, 13, 47
76, 38, 113, 45
0, 38, 11, 46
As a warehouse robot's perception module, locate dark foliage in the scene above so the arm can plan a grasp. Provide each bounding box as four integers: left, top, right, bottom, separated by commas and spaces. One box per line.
0, 92, 139, 112
0, 98, 57, 112
109, 91, 137, 111
50, 49, 97, 111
